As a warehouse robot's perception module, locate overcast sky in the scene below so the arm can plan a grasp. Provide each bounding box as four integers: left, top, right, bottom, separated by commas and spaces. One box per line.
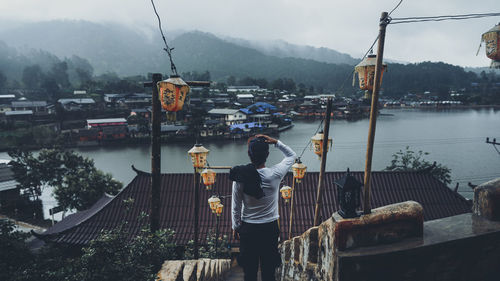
1, 0, 499, 67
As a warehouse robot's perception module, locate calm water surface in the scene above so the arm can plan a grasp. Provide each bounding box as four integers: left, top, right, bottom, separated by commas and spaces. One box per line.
1, 108, 499, 218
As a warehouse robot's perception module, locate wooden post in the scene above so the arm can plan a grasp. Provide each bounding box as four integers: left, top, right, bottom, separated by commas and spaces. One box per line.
215, 214, 220, 259
363, 12, 388, 215
313, 98, 333, 226
150, 73, 162, 232
288, 178, 296, 240
193, 167, 200, 259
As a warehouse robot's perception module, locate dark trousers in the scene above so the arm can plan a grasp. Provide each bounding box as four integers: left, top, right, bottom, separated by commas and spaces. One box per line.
238, 220, 281, 281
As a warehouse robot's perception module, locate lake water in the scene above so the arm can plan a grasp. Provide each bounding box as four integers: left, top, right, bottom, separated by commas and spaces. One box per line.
1, 108, 499, 218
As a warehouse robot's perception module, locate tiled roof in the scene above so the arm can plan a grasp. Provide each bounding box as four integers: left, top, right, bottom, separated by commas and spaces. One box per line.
37, 169, 472, 246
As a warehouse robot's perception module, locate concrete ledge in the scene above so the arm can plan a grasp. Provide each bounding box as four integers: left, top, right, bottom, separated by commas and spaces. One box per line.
336, 213, 500, 281
157, 259, 231, 281
473, 178, 500, 221
334, 201, 424, 251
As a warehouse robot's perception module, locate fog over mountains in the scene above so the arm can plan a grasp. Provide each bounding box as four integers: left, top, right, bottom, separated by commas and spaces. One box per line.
0, 20, 357, 74
0, 19, 494, 94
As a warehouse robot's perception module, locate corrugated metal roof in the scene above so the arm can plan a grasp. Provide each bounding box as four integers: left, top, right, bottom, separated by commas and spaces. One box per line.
87, 118, 127, 124
208, 108, 240, 115
0, 164, 18, 192
38, 170, 472, 246
11, 101, 47, 107
5, 110, 33, 116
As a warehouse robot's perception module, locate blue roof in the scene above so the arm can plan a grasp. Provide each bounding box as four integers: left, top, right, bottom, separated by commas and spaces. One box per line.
243, 102, 277, 114
229, 122, 264, 130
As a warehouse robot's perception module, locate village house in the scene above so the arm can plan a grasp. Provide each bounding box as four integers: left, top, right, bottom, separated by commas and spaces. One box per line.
4, 110, 33, 122
78, 118, 128, 142
227, 85, 262, 93
0, 163, 20, 211
236, 93, 255, 105
58, 98, 96, 111
207, 108, 247, 125
0, 94, 16, 105
11, 101, 48, 114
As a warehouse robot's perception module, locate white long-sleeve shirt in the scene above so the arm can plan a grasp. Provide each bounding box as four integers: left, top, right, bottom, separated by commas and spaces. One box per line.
231, 140, 296, 230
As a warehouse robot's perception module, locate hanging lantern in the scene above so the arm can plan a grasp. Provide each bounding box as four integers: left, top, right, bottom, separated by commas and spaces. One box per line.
481, 23, 500, 68
354, 54, 388, 96
208, 196, 221, 213
292, 157, 307, 183
215, 203, 224, 216
188, 144, 209, 172
311, 130, 333, 158
201, 169, 216, 190
280, 185, 292, 202
157, 75, 190, 120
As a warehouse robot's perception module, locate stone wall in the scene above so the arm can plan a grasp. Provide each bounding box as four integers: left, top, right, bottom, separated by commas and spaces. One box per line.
277, 201, 423, 281
277, 178, 500, 281
157, 259, 231, 281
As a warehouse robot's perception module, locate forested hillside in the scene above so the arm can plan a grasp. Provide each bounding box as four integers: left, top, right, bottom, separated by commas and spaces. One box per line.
0, 20, 498, 100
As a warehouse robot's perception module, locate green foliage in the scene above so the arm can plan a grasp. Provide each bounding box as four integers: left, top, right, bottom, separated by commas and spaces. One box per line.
8, 148, 122, 211
0, 219, 33, 281
75, 226, 177, 281
184, 227, 230, 259
7, 149, 44, 200
385, 146, 452, 185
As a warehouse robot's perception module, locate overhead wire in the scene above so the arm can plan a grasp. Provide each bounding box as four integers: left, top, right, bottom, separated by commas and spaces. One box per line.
150, 0, 178, 75
390, 12, 500, 25
295, 0, 404, 159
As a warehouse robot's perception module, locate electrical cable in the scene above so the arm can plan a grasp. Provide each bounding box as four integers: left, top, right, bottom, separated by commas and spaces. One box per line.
390, 12, 500, 25
388, 0, 403, 16
150, 0, 178, 75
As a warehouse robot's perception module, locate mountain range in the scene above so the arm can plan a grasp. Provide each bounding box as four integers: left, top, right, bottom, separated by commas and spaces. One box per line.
0, 20, 494, 95
0, 20, 358, 85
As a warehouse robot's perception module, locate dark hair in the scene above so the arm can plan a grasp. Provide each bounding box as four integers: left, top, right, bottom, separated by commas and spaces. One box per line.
248, 136, 269, 166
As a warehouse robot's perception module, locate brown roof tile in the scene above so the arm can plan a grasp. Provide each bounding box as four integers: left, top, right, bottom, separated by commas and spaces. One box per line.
38, 169, 471, 246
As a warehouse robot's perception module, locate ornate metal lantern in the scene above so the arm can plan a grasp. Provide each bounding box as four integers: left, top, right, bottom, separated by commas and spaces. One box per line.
215, 203, 224, 216
208, 196, 221, 213
354, 54, 388, 95
188, 144, 209, 172
481, 23, 500, 68
311, 130, 332, 158
335, 168, 362, 219
292, 157, 307, 183
280, 185, 292, 202
201, 168, 216, 190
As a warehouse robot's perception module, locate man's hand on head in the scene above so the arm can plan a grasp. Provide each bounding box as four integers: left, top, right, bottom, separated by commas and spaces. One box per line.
255, 134, 278, 144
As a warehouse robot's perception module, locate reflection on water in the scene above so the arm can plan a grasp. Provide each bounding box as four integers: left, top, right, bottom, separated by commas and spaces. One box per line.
1, 108, 499, 218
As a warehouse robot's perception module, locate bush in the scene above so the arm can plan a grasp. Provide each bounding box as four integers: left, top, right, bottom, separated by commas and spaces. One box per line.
385, 146, 452, 185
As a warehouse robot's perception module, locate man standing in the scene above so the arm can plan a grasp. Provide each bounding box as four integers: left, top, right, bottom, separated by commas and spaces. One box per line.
231, 134, 296, 281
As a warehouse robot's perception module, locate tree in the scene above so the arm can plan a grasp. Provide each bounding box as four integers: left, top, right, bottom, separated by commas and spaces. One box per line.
22, 65, 44, 89
49, 62, 70, 89
0, 219, 33, 281
8, 148, 122, 212
227, 75, 236, 86
385, 146, 451, 185
0, 70, 6, 89
7, 149, 44, 200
